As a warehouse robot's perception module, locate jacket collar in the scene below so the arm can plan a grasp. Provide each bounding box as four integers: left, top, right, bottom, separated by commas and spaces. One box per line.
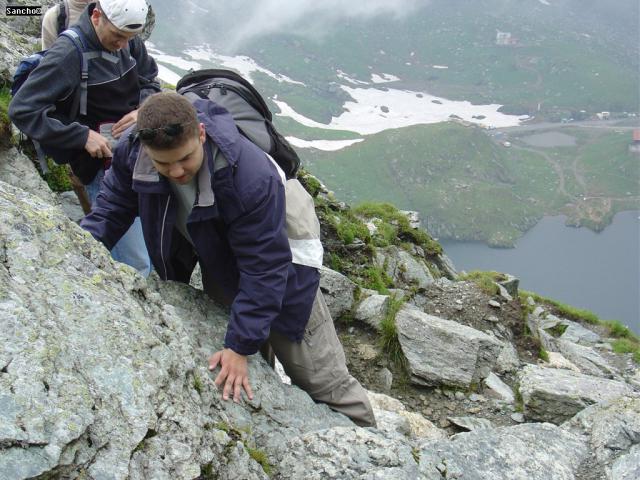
131, 140, 215, 208
194, 99, 243, 169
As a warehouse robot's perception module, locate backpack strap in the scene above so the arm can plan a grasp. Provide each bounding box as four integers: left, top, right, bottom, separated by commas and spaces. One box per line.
59, 28, 119, 118
56, 0, 68, 35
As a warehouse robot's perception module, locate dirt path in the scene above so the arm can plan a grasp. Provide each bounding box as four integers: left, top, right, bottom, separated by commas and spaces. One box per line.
497, 119, 638, 135
508, 143, 569, 197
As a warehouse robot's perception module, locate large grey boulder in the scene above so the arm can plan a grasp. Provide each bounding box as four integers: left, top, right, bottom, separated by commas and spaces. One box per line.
564, 395, 640, 480
0, 19, 32, 82
367, 391, 446, 441
0, 180, 352, 480
483, 372, 515, 403
319, 266, 356, 320
610, 444, 640, 480
559, 319, 602, 345
395, 307, 503, 388
518, 364, 634, 424
375, 245, 434, 290
0, 147, 58, 206
556, 339, 620, 379
3, 1, 58, 38
495, 342, 520, 374
496, 273, 519, 297
276, 426, 421, 480
435, 252, 457, 279
417, 423, 588, 480
354, 294, 389, 330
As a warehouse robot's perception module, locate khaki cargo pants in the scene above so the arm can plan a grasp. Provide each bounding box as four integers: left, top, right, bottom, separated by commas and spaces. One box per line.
265, 290, 376, 427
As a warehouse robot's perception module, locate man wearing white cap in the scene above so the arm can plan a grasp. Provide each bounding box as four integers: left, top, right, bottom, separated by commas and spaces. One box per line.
10, 1, 160, 276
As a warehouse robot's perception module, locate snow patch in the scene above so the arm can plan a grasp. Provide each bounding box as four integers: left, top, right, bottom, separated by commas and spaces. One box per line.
337, 70, 369, 85
275, 85, 528, 135
371, 73, 400, 84
286, 137, 364, 151
156, 64, 182, 85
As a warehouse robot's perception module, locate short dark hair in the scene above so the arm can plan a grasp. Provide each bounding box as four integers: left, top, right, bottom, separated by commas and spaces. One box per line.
137, 92, 199, 149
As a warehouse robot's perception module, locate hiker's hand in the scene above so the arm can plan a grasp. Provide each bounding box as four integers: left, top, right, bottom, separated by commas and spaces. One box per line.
85, 130, 113, 159
209, 348, 254, 403
112, 110, 138, 139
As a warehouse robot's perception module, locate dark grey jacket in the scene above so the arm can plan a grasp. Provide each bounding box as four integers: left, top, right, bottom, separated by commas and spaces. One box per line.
9, 2, 160, 183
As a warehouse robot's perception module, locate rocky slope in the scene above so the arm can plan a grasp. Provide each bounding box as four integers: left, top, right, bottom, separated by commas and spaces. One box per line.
1, 11, 639, 480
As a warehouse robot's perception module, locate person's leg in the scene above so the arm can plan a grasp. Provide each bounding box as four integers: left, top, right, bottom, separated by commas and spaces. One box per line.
85, 169, 152, 277
268, 290, 376, 427
109, 218, 152, 277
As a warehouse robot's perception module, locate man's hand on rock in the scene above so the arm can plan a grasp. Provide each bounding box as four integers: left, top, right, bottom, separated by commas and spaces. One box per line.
112, 110, 138, 139
84, 129, 112, 159
208, 348, 254, 403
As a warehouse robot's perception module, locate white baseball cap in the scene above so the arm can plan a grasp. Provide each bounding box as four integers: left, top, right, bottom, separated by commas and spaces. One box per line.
99, 0, 148, 33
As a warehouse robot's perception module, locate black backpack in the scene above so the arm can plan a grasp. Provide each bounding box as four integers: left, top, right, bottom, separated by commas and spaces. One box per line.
11, 28, 96, 173
176, 69, 301, 179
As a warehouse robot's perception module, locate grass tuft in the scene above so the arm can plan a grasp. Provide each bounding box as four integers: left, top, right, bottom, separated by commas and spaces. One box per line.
247, 447, 272, 476
539, 348, 549, 362
378, 295, 407, 369
354, 202, 442, 255
458, 270, 505, 296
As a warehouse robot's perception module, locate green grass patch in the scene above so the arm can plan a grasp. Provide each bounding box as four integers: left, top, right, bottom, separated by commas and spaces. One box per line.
514, 383, 524, 413
0, 87, 12, 147
458, 270, 506, 296
611, 339, 640, 364
548, 324, 569, 338
360, 265, 394, 294
354, 202, 442, 255
605, 320, 636, 339
297, 170, 323, 197
539, 348, 550, 362
246, 447, 272, 477
321, 206, 371, 246
193, 371, 203, 394
378, 295, 407, 369
520, 290, 600, 325
0, 87, 10, 127
42, 159, 73, 192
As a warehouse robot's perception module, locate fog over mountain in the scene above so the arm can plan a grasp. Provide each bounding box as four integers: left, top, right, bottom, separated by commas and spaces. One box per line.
224, 0, 431, 47
166, 0, 431, 49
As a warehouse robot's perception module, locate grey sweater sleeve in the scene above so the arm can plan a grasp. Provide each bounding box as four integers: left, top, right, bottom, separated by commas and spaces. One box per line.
9, 36, 90, 150
129, 37, 161, 103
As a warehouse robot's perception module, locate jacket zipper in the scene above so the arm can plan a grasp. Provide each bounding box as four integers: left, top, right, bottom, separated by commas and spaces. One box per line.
160, 195, 171, 279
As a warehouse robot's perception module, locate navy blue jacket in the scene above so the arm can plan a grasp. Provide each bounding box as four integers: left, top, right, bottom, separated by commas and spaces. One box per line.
81, 99, 319, 355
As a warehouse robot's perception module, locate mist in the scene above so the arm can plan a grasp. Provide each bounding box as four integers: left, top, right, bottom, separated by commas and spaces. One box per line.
175, 0, 431, 50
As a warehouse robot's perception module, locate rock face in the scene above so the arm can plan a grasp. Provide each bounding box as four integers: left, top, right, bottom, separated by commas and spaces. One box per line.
1, 170, 639, 479
354, 294, 389, 330
0, 180, 351, 479
418, 423, 589, 480
0, 147, 58, 205
396, 306, 503, 388
518, 365, 634, 424
375, 245, 434, 290
564, 396, 640, 480
319, 266, 356, 320
276, 426, 421, 480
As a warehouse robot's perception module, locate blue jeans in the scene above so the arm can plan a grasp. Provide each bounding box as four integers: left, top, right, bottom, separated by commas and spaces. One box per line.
85, 168, 152, 277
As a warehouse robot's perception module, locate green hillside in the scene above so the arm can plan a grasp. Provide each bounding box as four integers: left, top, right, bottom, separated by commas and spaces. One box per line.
151, 0, 639, 123
303, 122, 639, 246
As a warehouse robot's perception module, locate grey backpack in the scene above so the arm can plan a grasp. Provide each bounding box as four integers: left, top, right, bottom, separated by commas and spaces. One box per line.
176, 69, 301, 179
